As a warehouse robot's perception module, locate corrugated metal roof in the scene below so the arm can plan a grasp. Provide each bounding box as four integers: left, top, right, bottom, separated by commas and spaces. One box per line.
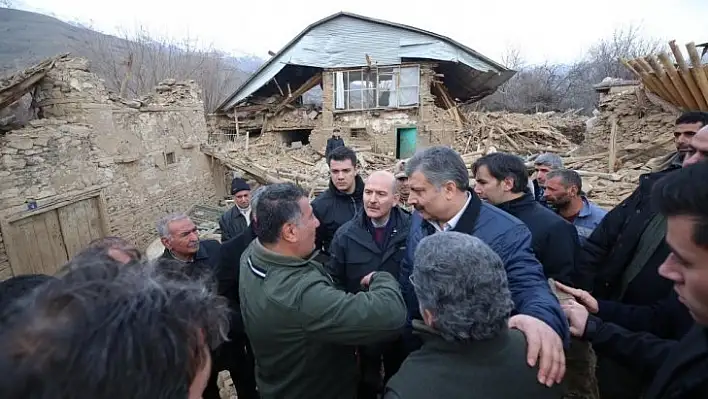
216, 12, 514, 111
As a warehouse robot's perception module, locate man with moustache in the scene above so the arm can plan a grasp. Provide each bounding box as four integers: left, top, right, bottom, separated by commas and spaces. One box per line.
157, 213, 222, 399
562, 161, 708, 398
573, 111, 708, 399
239, 183, 406, 399
399, 146, 568, 389
327, 171, 410, 399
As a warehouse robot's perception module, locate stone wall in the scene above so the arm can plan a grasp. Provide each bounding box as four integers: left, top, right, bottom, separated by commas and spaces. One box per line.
0, 57, 217, 277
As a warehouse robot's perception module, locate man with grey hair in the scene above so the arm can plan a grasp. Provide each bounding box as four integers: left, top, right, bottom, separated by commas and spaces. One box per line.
533, 152, 563, 206
157, 213, 221, 282
157, 213, 222, 399
400, 146, 568, 388
0, 254, 230, 399
214, 185, 267, 399
385, 232, 562, 399
240, 182, 406, 399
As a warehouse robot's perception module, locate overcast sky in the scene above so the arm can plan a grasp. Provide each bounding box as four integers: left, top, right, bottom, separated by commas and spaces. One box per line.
14, 0, 708, 65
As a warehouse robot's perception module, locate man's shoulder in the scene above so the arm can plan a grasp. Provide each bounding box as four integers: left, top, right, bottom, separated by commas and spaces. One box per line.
260, 263, 335, 308
332, 219, 358, 240
311, 190, 335, 206
200, 239, 221, 250
479, 202, 526, 230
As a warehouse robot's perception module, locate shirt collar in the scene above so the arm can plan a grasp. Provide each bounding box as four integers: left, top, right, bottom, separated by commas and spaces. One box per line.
577, 196, 592, 218
429, 192, 471, 232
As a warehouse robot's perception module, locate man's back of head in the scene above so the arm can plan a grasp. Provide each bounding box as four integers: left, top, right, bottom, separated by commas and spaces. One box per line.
412, 231, 513, 341
0, 256, 229, 399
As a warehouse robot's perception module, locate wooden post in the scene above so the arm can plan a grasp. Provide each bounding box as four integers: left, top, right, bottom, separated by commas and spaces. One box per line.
234, 113, 240, 142
608, 116, 618, 172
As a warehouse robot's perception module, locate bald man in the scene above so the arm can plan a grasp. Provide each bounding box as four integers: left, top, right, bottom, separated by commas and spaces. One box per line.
327, 170, 410, 399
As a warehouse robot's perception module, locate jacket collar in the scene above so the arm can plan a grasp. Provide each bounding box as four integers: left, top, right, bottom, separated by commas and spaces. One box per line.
328, 175, 365, 200
495, 192, 534, 213
161, 240, 210, 262
412, 319, 513, 355
450, 189, 483, 233
249, 238, 319, 269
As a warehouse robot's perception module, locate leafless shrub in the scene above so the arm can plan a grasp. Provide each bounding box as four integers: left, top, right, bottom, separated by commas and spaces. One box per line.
71, 24, 247, 111
481, 25, 663, 114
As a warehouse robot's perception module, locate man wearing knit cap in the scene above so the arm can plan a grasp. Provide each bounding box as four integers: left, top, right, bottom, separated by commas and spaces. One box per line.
219, 177, 252, 242
393, 159, 412, 212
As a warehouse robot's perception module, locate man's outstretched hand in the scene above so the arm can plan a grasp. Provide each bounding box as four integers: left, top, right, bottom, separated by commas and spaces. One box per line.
554, 281, 599, 314
509, 314, 566, 387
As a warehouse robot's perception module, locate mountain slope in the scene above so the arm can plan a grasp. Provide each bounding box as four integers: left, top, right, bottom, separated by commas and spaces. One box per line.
0, 7, 262, 109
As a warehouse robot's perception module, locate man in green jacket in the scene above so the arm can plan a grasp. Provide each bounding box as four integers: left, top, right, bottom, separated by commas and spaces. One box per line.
239, 183, 407, 399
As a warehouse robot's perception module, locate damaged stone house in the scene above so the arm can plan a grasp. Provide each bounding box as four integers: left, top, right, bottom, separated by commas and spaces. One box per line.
0, 55, 220, 279
209, 12, 515, 159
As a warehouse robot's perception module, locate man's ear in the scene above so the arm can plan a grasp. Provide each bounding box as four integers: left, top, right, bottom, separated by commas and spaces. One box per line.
442, 181, 457, 198
422, 308, 435, 327
281, 222, 298, 243
160, 237, 171, 249
502, 177, 515, 192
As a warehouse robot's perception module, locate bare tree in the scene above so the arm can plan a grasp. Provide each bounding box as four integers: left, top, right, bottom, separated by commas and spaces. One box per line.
585, 25, 664, 81
71, 24, 248, 111
0, 0, 13, 7
480, 25, 663, 114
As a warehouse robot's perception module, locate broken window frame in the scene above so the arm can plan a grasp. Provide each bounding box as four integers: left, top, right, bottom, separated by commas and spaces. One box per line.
334, 65, 420, 111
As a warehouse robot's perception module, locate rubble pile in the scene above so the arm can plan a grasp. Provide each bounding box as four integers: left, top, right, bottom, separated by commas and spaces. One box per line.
454, 110, 584, 156
207, 88, 679, 208
561, 87, 679, 206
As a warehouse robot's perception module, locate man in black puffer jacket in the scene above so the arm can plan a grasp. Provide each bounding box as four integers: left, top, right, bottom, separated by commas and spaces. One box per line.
312, 146, 364, 257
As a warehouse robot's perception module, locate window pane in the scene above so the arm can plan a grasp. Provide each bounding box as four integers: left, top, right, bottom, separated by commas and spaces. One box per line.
345, 71, 361, 89
400, 66, 419, 87
399, 87, 419, 106
378, 90, 398, 107
378, 67, 395, 74
348, 90, 362, 110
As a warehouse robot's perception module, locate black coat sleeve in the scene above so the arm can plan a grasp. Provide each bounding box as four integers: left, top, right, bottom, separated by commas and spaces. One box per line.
541, 219, 579, 285
312, 198, 329, 254
586, 315, 676, 378
574, 190, 635, 291
596, 291, 693, 340
325, 229, 347, 290
219, 211, 232, 242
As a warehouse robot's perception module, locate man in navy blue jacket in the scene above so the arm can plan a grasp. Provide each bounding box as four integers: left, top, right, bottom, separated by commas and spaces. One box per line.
399, 146, 569, 388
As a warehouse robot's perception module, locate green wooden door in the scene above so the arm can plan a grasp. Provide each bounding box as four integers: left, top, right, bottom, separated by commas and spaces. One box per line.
397, 127, 417, 159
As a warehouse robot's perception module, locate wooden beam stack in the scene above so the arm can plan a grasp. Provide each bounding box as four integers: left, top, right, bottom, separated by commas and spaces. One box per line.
622, 40, 708, 111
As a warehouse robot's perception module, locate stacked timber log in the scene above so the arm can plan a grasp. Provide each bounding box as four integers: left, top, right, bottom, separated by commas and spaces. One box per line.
623, 40, 708, 111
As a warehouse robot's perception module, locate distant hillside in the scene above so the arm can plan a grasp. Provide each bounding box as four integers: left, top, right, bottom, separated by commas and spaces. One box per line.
0, 7, 262, 110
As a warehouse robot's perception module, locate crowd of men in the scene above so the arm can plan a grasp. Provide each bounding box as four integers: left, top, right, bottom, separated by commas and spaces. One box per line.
0, 111, 707, 399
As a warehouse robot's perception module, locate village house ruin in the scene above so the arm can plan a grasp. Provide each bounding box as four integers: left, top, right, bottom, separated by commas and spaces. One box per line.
0, 55, 219, 279
208, 12, 515, 159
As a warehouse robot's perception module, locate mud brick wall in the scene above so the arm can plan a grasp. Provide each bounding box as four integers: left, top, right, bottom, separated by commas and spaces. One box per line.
0, 58, 217, 277
305, 61, 456, 156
